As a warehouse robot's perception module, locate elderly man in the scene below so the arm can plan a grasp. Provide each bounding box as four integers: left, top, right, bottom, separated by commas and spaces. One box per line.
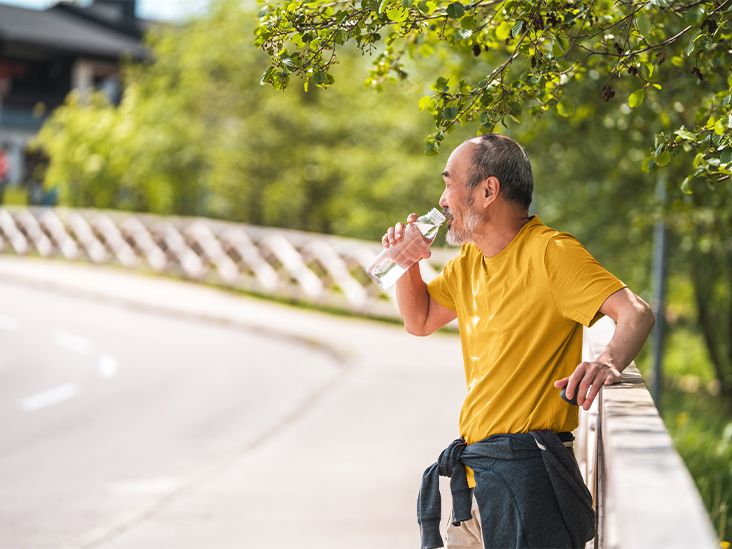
382, 134, 655, 549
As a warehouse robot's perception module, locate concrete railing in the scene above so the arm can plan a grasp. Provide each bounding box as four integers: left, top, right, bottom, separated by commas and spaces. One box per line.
0, 207, 456, 319
579, 317, 718, 548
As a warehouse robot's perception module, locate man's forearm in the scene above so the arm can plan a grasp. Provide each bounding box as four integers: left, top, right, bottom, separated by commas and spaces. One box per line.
395, 263, 431, 335
596, 303, 655, 372
556, 291, 656, 410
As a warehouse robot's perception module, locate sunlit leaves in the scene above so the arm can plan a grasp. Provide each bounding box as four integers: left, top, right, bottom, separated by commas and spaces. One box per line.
385, 4, 410, 22
495, 21, 511, 40
254, 0, 732, 194
628, 88, 645, 108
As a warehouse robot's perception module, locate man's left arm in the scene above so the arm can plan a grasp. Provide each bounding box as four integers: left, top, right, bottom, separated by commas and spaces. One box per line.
554, 287, 655, 410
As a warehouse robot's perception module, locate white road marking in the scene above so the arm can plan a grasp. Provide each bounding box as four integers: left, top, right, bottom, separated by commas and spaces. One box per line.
20, 383, 80, 412
98, 354, 119, 379
53, 330, 92, 355
0, 314, 18, 331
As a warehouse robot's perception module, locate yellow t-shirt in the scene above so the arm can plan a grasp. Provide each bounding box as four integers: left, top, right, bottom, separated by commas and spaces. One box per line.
427, 216, 625, 487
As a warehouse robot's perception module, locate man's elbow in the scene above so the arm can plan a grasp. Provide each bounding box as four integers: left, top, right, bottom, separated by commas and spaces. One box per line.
635, 296, 655, 332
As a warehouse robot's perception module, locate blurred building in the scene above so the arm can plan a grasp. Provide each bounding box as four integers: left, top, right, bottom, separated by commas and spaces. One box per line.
0, 0, 151, 190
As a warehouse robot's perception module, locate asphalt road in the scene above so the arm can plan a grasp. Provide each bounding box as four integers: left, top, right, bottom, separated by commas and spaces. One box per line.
0, 258, 464, 549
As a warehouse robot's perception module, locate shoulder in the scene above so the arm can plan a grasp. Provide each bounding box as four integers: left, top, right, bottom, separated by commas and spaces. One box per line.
529, 219, 578, 245
525, 221, 595, 272
526, 219, 584, 251
519, 219, 581, 259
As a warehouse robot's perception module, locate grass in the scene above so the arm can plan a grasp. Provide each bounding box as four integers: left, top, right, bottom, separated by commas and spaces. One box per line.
661, 382, 732, 542
637, 324, 732, 543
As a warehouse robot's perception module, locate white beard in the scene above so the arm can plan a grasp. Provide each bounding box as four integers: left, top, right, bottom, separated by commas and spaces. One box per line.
446, 210, 482, 246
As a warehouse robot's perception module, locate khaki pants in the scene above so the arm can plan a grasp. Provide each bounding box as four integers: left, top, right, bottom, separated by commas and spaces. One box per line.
445, 494, 483, 549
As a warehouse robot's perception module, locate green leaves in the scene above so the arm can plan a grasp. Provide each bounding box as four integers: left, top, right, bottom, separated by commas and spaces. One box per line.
655, 150, 672, 166
418, 95, 438, 113
636, 10, 651, 37
445, 2, 464, 19
310, 70, 335, 88
385, 4, 409, 22
680, 176, 694, 195
495, 21, 511, 40
511, 20, 524, 38
628, 88, 645, 108
712, 118, 726, 136
556, 99, 575, 117
441, 106, 459, 120
675, 128, 697, 141
423, 130, 444, 155
252, 0, 732, 199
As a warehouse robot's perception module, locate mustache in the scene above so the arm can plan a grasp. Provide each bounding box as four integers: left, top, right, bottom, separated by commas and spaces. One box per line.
442, 207, 453, 221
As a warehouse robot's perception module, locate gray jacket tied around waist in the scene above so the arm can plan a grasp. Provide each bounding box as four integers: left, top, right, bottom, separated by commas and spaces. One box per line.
417, 430, 595, 549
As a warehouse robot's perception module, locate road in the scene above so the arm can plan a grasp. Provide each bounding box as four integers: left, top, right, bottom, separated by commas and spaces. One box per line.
0, 258, 464, 549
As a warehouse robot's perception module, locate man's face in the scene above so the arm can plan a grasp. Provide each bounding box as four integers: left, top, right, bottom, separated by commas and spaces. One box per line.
439, 143, 482, 246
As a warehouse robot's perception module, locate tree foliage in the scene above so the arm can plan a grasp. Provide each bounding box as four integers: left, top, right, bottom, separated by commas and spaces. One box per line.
256, 0, 731, 184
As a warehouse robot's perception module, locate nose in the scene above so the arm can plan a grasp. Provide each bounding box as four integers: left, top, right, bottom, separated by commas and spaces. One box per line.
439, 190, 448, 209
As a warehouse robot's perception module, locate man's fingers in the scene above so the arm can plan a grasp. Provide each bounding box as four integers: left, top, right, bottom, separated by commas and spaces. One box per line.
565, 363, 587, 399
382, 213, 418, 248
576, 368, 597, 407
565, 363, 621, 409
605, 369, 621, 385
583, 376, 605, 410
394, 222, 406, 242
554, 377, 569, 389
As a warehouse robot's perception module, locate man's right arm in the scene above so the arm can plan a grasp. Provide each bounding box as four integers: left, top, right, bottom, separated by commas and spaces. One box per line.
382, 212, 457, 336
395, 264, 456, 336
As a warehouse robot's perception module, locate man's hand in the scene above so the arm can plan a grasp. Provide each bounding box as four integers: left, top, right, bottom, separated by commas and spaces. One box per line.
382, 212, 416, 247
553, 288, 654, 411
385, 212, 456, 336
381, 213, 432, 267
554, 361, 622, 411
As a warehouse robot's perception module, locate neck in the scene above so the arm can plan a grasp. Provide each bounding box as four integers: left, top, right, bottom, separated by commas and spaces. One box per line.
473, 210, 532, 258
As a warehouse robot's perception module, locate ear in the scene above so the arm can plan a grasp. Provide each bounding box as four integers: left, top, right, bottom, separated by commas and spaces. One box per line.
480, 176, 500, 206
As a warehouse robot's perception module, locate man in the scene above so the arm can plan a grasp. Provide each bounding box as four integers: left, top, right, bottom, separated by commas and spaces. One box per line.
382, 134, 655, 548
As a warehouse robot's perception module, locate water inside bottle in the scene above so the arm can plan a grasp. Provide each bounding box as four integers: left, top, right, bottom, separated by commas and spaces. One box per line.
369, 255, 406, 290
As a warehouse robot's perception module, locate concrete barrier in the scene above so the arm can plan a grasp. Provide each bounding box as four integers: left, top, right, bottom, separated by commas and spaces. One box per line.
0, 206, 456, 319
579, 317, 718, 548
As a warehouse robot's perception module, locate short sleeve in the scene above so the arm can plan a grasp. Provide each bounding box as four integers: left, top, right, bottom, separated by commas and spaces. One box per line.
426, 250, 462, 311
544, 234, 626, 326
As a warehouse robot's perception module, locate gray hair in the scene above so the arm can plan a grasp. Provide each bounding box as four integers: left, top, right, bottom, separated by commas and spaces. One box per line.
466, 134, 534, 210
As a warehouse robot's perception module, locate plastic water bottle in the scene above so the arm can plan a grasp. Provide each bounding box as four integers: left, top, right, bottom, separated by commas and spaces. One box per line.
367, 208, 446, 290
